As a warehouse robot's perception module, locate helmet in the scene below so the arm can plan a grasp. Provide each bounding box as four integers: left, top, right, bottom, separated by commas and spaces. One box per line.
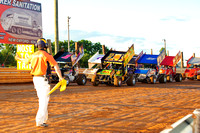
35, 38, 48, 49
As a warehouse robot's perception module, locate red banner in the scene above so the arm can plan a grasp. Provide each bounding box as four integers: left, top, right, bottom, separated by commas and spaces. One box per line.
0, 0, 42, 44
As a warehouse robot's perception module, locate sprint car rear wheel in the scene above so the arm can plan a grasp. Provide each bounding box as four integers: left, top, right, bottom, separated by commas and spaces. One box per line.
175, 74, 182, 82
64, 76, 70, 86
159, 74, 167, 83
93, 76, 99, 86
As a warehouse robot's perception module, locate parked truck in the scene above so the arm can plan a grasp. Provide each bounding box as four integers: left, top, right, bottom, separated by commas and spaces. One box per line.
1, 13, 42, 37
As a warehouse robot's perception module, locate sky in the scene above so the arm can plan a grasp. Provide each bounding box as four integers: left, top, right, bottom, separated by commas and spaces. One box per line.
34, 0, 200, 65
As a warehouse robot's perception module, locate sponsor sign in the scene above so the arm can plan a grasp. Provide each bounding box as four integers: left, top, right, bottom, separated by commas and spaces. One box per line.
157, 49, 165, 66
173, 51, 181, 66
17, 44, 34, 70
135, 51, 143, 63
72, 44, 84, 66
105, 53, 123, 62
123, 45, 135, 67
0, 0, 42, 44
97, 69, 112, 75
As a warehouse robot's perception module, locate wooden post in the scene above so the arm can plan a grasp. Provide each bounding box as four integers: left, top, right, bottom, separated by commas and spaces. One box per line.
193, 53, 195, 58
47, 39, 52, 55
75, 42, 80, 67
181, 52, 184, 68
75, 42, 78, 56
163, 39, 166, 55
67, 16, 71, 52
151, 49, 153, 55
167, 50, 169, 56
102, 45, 106, 54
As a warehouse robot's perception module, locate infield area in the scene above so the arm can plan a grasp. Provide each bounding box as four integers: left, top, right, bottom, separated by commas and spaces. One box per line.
0, 80, 200, 133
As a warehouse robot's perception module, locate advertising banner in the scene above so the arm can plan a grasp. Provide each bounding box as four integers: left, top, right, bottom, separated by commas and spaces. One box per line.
135, 50, 143, 63
97, 69, 113, 75
0, 0, 42, 44
17, 44, 34, 70
123, 45, 135, 67
173, 51, 181, 66
105, 53, 123, 62
157, 49, 165, 66
72, 44, 84, 66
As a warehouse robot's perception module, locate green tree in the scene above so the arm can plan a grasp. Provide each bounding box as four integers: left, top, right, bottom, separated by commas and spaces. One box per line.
159, 47, 165, 53
0, 43, 16, 67
77, 40, 108, 68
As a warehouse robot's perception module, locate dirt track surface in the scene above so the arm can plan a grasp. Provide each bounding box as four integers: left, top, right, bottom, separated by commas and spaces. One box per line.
0, 80, 200, 133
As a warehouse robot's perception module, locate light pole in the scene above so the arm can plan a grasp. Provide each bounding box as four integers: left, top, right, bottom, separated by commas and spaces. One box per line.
54, 0, 59, 54
163, 39, 166, 55
67, 16, 71, 52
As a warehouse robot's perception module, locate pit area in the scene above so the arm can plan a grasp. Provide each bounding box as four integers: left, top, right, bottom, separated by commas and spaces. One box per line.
0, 80, 199, 132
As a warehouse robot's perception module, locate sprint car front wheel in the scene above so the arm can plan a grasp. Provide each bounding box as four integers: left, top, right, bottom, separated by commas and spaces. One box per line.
114, 77, 122, 87
127, 75, 136, 86
77, 74, 87, 85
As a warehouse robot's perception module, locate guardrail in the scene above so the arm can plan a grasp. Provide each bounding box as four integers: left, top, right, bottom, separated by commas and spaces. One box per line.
160, 114, 193, 133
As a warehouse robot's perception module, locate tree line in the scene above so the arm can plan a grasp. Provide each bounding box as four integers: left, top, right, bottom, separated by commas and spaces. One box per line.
0, 40, 109, 68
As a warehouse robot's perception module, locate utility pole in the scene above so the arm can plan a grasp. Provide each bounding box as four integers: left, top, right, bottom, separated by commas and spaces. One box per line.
163, 39, 166, 55
68, 16, 71, 52
54, 0, 59, 54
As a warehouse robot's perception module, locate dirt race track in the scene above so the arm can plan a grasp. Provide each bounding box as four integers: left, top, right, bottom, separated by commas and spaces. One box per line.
0, 80, 200, 133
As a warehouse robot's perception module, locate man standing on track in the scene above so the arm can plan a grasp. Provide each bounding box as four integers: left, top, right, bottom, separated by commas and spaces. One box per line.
15, 38, 63, 127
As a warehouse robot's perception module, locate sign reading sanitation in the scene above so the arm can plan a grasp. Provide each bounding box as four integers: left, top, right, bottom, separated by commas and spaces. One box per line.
17, 44, 34, 70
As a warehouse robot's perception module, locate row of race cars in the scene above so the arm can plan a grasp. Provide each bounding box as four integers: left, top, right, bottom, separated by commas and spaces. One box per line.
49, 44, 200, 87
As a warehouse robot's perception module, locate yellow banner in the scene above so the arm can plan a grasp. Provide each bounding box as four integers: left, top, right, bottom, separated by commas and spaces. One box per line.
123, 45, 135, 67
17, 44, 34, 70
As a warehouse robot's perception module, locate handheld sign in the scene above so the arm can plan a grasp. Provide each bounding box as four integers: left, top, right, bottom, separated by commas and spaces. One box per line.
17, 44, 34, 70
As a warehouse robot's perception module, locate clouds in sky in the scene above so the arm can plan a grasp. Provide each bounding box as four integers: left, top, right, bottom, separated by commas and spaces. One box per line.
34, 0, 200, 65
